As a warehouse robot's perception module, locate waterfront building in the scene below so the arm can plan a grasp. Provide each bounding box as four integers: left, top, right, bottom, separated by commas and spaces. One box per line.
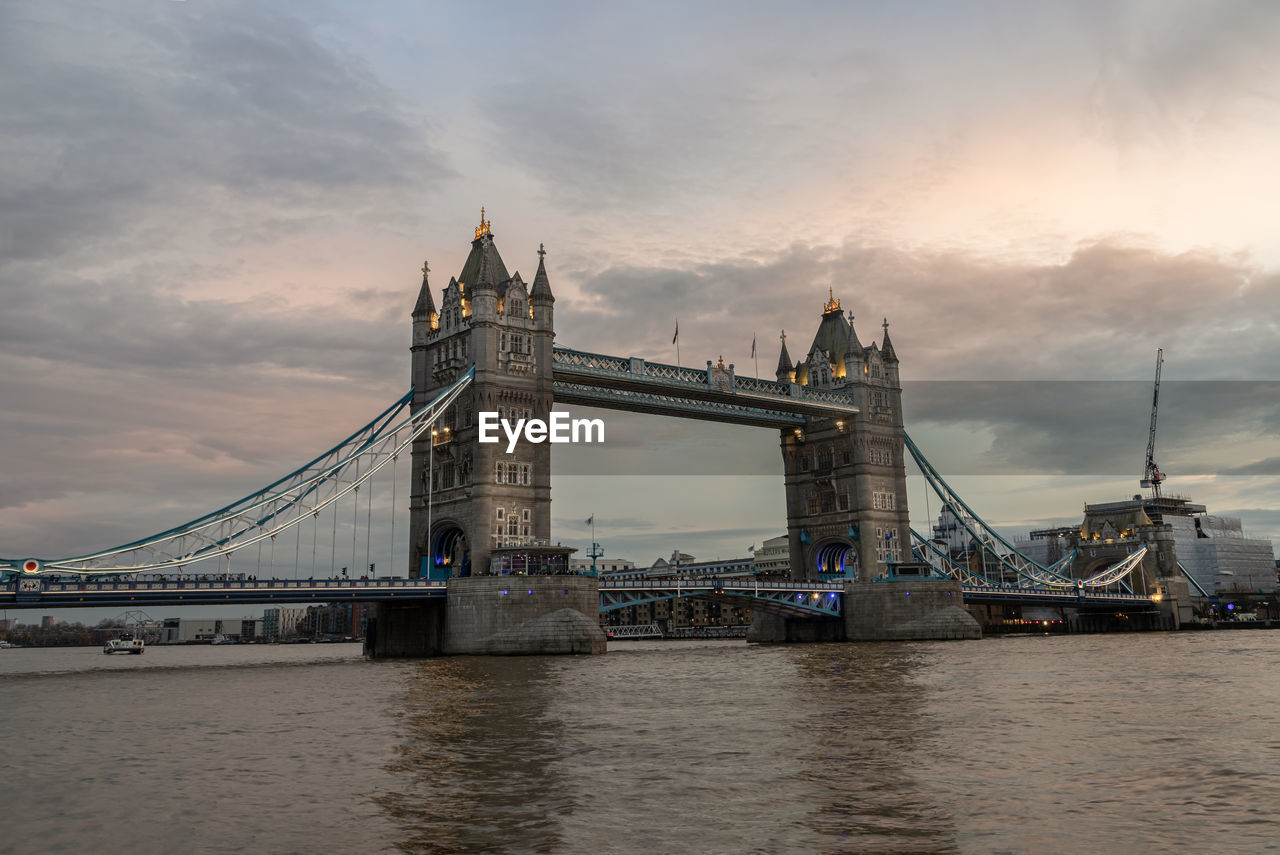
159, 617, 263, 643
262, 607, 308, 641
752, 535, 789, 578
296, 603, 368, 639
569, 558, 636, 575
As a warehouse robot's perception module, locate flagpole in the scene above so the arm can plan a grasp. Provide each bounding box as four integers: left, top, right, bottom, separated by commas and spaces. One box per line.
589, 514, 599, 576
674, 319, 680, 367
753, 332, 759, 378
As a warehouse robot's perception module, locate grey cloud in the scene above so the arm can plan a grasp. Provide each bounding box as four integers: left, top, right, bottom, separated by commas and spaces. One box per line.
544, 237, 1280, 480
904, 380, 1280, 477
556, 238, 1280, 382
1082, 1, 1280, 145
1220, 458, 1280, 477
0, 1, 451, 263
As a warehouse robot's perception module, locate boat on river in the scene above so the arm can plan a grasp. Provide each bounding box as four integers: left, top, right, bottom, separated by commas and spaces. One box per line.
103, 633, 144, 654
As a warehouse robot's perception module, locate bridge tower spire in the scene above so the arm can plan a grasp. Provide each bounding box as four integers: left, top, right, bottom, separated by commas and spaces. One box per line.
780, 294, 912, 582
408, 215, 557, 583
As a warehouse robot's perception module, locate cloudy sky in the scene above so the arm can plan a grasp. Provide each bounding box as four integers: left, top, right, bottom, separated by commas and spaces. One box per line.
2, 0, 1278, 611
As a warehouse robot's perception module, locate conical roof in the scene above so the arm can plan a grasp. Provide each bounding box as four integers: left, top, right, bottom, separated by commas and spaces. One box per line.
807, 305, 851, 377
881, 318, 898, 362
845, 313, 863, 356
531, 243, 554, 302
458, 235, 510, 289
412, 261, 435, 319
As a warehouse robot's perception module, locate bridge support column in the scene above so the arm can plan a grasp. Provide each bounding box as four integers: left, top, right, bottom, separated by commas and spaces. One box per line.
364, 600, 447, 657
365, 576, 606, 657
1155, 576, 1194, 630
844, 579, 981, 641
444, 575, 606, 655
747, 611, 845, 644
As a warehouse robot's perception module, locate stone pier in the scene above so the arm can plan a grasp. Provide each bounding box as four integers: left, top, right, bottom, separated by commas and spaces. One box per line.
844, 578, 981, 641
365, 575, 606, 657
749, 578, 981, 643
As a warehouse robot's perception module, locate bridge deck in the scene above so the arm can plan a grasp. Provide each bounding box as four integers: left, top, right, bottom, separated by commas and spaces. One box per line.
2, 577, 1158, 611
1, 577, 447, 609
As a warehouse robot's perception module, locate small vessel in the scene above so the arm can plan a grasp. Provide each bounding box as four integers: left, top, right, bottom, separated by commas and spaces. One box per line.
0, 640, 14, 649
210, 633, 234, 645
103, 633, 144, 655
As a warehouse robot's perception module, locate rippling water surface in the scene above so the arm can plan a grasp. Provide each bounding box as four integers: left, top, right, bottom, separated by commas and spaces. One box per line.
3, 633, 1279, 854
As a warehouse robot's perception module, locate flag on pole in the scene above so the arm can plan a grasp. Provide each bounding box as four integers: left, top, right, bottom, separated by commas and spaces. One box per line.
585, 515, 594, 526
672, 320, 679, 344
751, 335, 756, 358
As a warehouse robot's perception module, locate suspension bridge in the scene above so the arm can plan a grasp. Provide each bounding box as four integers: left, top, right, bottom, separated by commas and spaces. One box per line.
2, 214, 1178, 650
0, 370, 1161, 616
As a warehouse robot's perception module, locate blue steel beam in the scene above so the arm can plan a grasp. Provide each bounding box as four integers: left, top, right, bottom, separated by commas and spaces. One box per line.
599, 579, 843, 618
1, 577, 447, 610
959, 584, 1158, 608
4, 575, 1156, 613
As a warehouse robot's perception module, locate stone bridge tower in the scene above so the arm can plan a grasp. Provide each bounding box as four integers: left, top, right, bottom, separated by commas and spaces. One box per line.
408, 211, 557, 579
775, 292, 912, 581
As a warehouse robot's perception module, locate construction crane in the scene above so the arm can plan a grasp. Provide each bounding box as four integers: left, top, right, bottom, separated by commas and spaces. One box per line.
1140, 347, 1165, 498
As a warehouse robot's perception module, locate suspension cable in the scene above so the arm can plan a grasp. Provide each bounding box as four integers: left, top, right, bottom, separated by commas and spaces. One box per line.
390, 454, 397, 578
365, 469, 373, 578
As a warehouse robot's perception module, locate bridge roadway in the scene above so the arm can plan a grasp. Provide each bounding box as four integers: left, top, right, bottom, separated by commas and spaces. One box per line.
2, 576, 1157, 613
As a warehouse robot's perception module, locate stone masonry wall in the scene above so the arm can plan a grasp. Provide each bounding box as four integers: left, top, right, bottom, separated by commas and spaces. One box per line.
444, 575, 606, 655
844, 578, 981, 641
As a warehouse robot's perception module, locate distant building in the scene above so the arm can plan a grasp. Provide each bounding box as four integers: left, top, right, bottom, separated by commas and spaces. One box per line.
570, 557, 637, 576
752, 535, 789, 578
41, 615, 60, 628
262, 607, 309, 641
296, 603, 368, 639
159, 617, 263, 643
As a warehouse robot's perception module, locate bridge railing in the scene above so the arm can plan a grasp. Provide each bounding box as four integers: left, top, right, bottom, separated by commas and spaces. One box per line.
959, 584, 1154, 603
599, 578, 843, 591
13, 577, 447, 593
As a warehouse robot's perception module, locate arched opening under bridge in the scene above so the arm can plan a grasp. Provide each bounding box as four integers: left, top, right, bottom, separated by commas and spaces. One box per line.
429, 523, 470, 579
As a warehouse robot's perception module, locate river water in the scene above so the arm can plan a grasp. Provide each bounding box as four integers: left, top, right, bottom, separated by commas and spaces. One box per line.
2, 632, 1278, 854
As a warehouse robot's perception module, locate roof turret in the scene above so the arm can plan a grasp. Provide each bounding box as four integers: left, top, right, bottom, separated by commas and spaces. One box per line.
844, 311, 863, 357
531, 243, 554, 303
412, 259, 435, 319
881, 317, 898, 362
775, 330, 793, 381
